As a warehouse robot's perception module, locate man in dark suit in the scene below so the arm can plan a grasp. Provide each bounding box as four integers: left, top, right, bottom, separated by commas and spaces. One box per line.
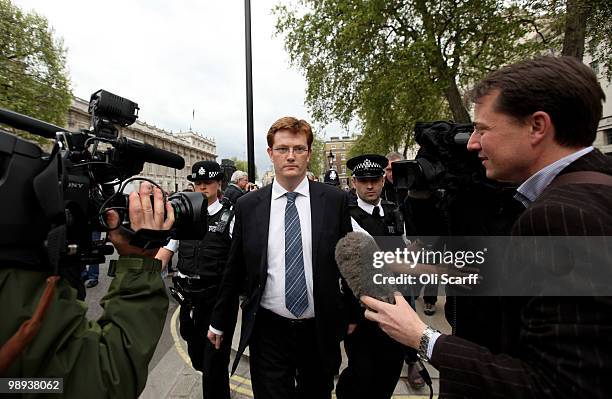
208, 117, 357, 399
362, 56, 612, 398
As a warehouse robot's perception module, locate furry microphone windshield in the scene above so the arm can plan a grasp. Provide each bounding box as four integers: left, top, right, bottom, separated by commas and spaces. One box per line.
335, 232, 397, 304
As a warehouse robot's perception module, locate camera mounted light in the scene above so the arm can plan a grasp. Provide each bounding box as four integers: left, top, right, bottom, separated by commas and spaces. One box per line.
88, 89, 139, 138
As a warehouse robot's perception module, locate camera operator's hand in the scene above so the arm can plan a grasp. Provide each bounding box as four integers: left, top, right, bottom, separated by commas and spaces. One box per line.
107, 183, 175, 257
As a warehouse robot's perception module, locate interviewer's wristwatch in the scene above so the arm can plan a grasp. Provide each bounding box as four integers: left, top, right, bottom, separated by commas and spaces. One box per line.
417, 326, 440, 362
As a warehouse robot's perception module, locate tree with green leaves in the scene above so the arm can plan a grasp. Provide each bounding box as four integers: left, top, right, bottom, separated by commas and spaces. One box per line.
229, 157, 258, 181
0, 0, 71, 141
583, 0, 612, 80
276, 0, 546, 126
274, 0, 555, 156
350, 53, 449, 157
532, 0, 612, 79
308, 132, 325, 176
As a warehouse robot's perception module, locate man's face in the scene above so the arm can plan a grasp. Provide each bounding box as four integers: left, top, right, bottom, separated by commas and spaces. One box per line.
194, 180, 220, 201
467, 90, 534, 183
237, 176, 249, 190
267, 130, 311, 181
385, 160, 394, 184
352, 176, 385, 205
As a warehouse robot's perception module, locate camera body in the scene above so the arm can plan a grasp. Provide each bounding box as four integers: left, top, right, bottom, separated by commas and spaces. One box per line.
392, 121, 518, 237
392, 121, 479, 192
0, 90, 206, 271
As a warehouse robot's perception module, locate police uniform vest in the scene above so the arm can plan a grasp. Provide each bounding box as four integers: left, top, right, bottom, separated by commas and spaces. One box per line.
349, 200, 403, 237
177, 201, 234, 280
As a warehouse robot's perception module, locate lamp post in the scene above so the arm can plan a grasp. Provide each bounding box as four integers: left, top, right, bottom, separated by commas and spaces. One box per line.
244, 0, 255, 183
327, 150, 335, 170
174, 168, 178, 193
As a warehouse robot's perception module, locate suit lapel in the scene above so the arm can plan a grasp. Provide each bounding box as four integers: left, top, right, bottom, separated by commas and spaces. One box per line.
255, 185, 272, 276
560, 149, 612, 175
309, 181, 325, 277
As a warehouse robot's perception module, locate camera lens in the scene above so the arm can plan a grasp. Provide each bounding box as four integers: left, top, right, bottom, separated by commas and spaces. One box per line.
167, 192, 207, 240
111, 190, 207, 240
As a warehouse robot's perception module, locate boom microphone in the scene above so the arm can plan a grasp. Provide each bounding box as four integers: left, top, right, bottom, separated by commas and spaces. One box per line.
115, 137, 185, 169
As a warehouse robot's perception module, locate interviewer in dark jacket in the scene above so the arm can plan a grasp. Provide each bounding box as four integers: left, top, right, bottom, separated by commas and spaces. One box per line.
363, 56, 612, 399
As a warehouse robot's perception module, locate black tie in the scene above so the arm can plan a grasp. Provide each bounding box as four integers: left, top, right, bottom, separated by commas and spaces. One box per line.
373, 205, 381, 218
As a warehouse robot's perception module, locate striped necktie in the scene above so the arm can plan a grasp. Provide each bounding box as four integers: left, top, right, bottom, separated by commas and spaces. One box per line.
284, 191, 308, 317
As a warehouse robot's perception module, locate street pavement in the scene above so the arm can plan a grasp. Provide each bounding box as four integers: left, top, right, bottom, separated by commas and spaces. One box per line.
84, 259, 450, 399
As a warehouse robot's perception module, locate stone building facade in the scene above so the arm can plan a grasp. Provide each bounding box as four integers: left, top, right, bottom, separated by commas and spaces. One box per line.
591, 61, 612, 155
261, 169, 275, 186
323, 135, 359, 188
67, 96, 216, 193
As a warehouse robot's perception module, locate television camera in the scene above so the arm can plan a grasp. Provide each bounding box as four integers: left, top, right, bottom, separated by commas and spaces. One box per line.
0, 90, 206, 273
391, 120, 520, 236
392, 121, 481, 193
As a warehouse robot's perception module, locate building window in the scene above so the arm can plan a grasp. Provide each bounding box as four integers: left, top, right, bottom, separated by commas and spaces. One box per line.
341, 153, 346, 160
606, 129, 612, 145
331, 144, 336, 150
341, 165, 346, 174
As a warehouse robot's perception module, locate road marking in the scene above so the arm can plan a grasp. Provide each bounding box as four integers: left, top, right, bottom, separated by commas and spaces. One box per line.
386, 397, 432, 399
229, 382, 254, 396
170, 306, 193, 366
171, 306, 431, 398
231, 375, 252, 386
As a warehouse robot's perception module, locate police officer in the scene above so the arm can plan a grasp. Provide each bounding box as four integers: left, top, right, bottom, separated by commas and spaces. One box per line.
323, 169, 340, 187
156, 160, 238, 399
336, 154, 410, 399
345, 155, 403, 236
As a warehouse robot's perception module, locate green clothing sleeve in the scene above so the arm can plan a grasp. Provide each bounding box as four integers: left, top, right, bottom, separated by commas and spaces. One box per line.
0, 256, 169, 399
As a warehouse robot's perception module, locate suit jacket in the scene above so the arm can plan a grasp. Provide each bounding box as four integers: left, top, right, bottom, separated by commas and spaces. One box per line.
431, 149, 612, 398
210, 180, 355, 374
223, 183, 245, 205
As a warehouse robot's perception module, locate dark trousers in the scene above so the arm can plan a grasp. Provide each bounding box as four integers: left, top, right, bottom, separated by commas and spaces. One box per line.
249, 308, 335, 399
179, 290, 238, 399
336, 319, 405, 399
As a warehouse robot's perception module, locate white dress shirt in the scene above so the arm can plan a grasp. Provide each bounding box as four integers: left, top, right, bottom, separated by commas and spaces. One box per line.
260, 177, 315, 319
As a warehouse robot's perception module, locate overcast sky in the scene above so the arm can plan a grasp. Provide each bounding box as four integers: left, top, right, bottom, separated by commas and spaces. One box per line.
13, 0, 344, 176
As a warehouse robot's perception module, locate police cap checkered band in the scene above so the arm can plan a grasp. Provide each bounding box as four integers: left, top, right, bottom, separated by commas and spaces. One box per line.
187, 160, 223, 181
346, 154, 387, 178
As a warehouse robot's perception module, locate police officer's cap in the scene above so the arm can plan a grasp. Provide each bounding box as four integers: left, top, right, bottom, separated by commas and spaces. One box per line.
346, 154, 387, 179
187, 160, 223, 182
324, 169, 340, 186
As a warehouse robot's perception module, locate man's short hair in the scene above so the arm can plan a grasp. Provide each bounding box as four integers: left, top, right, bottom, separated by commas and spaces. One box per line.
231, 170, 248, 183
385, 151, 404, 161
266, 116, 314, 149
468, 56, 605, 148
